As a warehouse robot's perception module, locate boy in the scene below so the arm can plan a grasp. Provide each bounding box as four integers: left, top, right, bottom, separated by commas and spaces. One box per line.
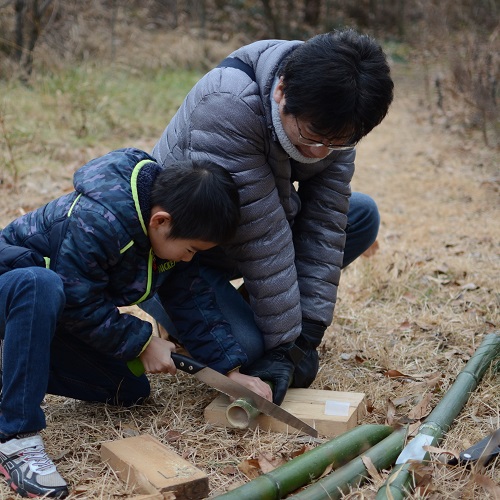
0, 147, 257, 498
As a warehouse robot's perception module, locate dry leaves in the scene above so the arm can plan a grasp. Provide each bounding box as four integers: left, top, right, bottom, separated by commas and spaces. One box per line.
237, 451, 287, 479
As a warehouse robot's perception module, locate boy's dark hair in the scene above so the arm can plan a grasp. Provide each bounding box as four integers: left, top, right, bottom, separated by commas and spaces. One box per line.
151, 160, 240, 244
280, 28, 394, 144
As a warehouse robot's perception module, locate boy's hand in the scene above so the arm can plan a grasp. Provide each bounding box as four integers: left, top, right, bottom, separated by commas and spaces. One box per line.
227, 369, 273, 402
139, 336, 177, 375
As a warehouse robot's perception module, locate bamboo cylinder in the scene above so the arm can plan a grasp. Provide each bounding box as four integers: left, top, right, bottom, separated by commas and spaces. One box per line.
215, 424, 394, 500
289, 427, 407, 500
226, 398, 261, 429
376, 332, 500, 500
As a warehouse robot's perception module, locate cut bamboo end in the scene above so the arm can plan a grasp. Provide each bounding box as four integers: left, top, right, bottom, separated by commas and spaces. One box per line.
226, 398, 261, 428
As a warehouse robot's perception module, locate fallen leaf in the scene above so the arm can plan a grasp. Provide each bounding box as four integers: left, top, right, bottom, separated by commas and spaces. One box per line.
79, 471, 98, 481
385, 398, 396, 426
362, 240, 379, 257
408, 461, 434, 493
164, 430, 182, 442
408, 393, 433, 420
434, 264, 449, 274
426, 275, 451, 285
472, 472, 500, 498
384, 369, 415, 379
257, 452, 286, 473
318, 462, 333, 478
461, 282, 479, 290
418, 372, 444, 391
237, 458, 261, 479
52, 448, 71, 460
361, 455, 383, 483
408, 421, 422, 437
423, 445, 460, 463
122, 425, 140, 437
365, 400, 376, 413
393, 395, 415, 406
290, 445, 312, 459
221, 465, 239, 475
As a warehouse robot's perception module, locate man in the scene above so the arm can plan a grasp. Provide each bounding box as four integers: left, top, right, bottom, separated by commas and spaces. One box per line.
147, 28, 394, 405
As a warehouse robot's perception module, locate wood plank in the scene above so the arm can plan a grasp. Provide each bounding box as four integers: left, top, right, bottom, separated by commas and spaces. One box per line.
101, 434, 208, 499
204, 388, 366, 437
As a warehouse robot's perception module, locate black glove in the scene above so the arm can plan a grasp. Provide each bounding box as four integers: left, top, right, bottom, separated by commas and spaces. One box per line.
241, 343, 299, 405
290, 320, 326, 388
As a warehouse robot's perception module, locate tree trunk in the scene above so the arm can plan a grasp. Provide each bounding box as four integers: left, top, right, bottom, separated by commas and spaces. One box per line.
260, 0, 281, 38
14, 0, 26, 61
304, 0, 321, 26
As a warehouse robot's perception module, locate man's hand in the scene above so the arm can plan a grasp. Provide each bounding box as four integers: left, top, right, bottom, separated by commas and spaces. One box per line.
291, 320, 325, 388
227, 369, 273, 402
241, 343, 296, 405
139, 336, 177, 375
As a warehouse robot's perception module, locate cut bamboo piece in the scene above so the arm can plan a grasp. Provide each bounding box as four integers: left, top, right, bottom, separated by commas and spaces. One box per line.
226, 398, 261, 428
205, 388, 366, 437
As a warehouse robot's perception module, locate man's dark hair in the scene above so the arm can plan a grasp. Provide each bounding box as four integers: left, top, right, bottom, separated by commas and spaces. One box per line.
151, 160, 240, 244
280, 28, 394, 144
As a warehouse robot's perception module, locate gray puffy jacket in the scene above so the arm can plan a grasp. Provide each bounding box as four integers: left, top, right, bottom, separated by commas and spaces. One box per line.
153, 39, 355, 350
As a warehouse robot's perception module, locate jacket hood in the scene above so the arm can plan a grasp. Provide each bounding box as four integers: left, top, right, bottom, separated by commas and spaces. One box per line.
229, 39, 301, 126
73, 147, 159, 244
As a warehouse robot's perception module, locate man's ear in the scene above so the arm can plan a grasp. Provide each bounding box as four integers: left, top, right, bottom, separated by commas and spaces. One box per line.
273, 76, 285, 104
149, 209, 172, 229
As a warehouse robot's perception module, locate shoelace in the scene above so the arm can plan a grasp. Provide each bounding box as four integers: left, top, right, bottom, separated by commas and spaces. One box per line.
20, 445, 56, 473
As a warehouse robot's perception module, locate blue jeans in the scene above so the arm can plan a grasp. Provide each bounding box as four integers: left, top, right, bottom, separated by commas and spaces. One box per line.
0, 268, 149, 437
140, 192, 379, 363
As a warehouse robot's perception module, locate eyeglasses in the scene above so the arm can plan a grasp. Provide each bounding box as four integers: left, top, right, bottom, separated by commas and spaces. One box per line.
295, 118, 356, 152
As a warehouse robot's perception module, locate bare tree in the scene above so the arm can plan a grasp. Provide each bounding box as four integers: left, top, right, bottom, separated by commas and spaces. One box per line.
260, 0, 281, 38
12, 0, 56, 78
304, 0, 322, 26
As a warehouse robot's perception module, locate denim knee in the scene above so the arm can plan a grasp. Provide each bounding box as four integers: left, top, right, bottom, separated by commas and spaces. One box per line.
343, 193, 380, 267
357, 193, 380, 245
27, 268, 66, 315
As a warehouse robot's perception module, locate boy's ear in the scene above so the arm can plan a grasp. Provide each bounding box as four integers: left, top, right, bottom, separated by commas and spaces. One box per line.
149, 210, 172, 229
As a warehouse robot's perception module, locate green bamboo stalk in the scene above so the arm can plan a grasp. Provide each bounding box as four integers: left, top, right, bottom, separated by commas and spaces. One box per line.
288, 427, 407, 500
376, 332, 500, 500
215, 424, 394, 500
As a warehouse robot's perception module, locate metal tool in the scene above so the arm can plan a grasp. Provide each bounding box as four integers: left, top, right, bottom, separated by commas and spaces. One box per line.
459, 429, 499, 466
448, 429, 500, 466
128, 354, 318, 437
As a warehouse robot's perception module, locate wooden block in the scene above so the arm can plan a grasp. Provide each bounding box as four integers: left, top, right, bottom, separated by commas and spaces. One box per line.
204, 388, 366, 437
101, 434, 208, 499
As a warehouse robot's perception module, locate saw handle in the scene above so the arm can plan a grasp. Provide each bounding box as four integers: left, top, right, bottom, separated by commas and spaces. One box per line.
171, 352, 205, 374
127, 352, 205, 377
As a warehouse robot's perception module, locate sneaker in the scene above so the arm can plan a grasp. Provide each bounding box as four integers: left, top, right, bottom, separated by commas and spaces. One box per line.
0, 433, 69, 498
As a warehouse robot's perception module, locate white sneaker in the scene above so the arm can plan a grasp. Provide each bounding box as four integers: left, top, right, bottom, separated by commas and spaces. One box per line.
0, 433, 69, 498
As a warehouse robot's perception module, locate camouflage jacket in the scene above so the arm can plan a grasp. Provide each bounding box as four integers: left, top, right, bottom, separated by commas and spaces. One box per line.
0, 148, 247, 372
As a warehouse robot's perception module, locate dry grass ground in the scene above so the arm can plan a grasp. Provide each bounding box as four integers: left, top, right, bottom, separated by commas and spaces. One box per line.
0, 58, 498, 498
